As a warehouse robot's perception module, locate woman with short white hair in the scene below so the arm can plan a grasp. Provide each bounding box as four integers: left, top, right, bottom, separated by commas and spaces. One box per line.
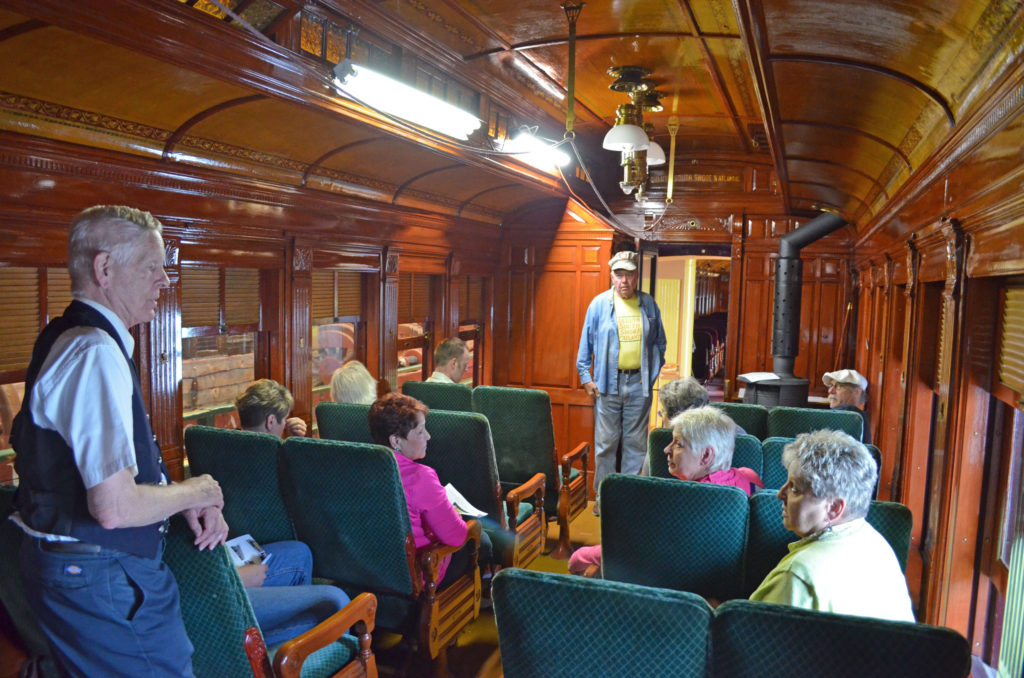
569, 406, 762, 575
750, 430, 914, 622
329, 361, 377, 404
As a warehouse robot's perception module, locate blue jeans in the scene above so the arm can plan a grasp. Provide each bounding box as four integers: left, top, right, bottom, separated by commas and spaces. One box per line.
19, 536, 194, 678
593, 371, 652, 501
247, 541, 351, 646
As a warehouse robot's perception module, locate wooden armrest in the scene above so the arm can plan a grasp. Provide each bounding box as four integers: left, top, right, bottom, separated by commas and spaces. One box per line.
504, 473, 546, 530
559, 441, 589, 482
582, 564, 600, 578
272, 592, 378, 678
417, 520, 482, 585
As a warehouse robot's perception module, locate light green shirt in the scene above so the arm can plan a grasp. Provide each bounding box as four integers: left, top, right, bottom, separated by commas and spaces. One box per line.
750, 518, 915, 623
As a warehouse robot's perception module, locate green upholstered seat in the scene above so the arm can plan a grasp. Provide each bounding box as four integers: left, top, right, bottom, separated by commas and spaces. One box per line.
647, 427, 673, 479
473, 385, 588, 558
401, 381, 473, 412
710, 402, 769, 439
600, 474, 749, 600
492, 568, 711, 678
277, 437, 480, 664
420, 410, 545, 568
163, 514, 366, 678
760, 436, 796, 490
184, 426, 294, 545
745, 494, 913, 597
732, 434, 763, 477
865, 500, 912, 572
313, 402, 374, 444
866, 444, 883, 498
713, 599, 970, 678
0, 486, 60, 678
767, 406, 864, 441
744, 490, 800, 596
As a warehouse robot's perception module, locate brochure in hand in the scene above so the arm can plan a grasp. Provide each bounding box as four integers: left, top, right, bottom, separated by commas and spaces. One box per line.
444, 483, 488, 517
226, 534, 273, 567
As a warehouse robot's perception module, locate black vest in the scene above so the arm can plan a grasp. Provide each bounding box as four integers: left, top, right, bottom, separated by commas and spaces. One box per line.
12, 300, 168, 558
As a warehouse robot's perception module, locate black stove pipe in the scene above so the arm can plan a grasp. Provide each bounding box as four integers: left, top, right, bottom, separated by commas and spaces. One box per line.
771, 211, 847, 377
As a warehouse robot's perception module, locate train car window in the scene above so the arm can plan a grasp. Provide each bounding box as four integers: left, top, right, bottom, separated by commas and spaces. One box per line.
310, 269, 366, 427
0, 267, 73, 463
180, 265, 261, 433
457, 276, 485, 386
397, 273, 435, 386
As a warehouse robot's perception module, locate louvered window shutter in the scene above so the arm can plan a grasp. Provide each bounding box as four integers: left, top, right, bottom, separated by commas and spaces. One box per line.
0, 267, 40, 373
336, 271, 362, 317
999, 286, 1024, 395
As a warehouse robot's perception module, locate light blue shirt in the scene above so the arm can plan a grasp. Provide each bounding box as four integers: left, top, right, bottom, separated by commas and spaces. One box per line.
576, 288, 666, 396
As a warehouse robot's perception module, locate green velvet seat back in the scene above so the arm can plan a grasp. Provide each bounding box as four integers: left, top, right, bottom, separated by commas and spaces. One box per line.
600, 474, 749, 600
401, 381, 474, 412
865, 500, 912, 572
0, 486, 59, 677
163, 514, 261, 678
745, 491, 799, 596
492, 569, 711, 678
710, 402, 769, 439
713, 599, 970, 678
420, 410, 501, 521
473, 386, 561, 512
866, 444, 883, 498
647, 427, 673, 479
767, 406, 864, 441
278, 437, 416, 631
314, 402, 374, 444
732, 434, 763, 477
184, 425, 294, 545
760, 436, 796, 490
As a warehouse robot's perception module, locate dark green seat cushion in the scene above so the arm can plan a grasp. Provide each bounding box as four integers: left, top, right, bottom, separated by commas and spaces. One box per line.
710, 402, 769, 440
767, 406, 864, 441
401, 381, 473, 412
314, 402, 374, 444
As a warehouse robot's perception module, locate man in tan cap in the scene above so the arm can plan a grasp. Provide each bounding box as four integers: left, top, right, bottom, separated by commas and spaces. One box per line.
577, 250, 666, 513
822, 368, 871, 444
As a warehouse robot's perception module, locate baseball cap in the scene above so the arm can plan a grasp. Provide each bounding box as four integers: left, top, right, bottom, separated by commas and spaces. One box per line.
609, 251, 638, 272
822, 369, 868, 391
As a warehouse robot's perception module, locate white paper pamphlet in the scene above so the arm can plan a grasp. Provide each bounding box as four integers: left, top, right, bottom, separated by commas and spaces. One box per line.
444, 483, 488, 517
226, 534, 272, 567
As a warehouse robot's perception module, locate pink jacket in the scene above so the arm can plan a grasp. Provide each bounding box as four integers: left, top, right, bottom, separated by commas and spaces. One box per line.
394, 452, 468, 584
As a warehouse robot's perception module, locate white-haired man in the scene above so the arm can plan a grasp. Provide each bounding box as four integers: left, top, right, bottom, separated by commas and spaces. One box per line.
11, 205, 227, 676
822, 369, 871, 444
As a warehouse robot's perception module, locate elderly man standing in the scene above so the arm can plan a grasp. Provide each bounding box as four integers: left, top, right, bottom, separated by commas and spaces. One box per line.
426, 337, 470, 384
822, 369, 871, 444
11, 205, 227, 676
577, 250, 666, 512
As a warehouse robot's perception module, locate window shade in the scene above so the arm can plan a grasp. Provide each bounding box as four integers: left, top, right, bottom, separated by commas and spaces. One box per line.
181, 267, 220, 328
999, 285, 1024, 395
312, 270, 363, 320
0, 267, 39, 373
223, 268, 260, 325
46, 267, 73, 322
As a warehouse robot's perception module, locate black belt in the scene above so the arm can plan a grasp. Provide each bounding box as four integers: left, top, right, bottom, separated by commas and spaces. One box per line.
38, 539, 102, 554
618, 368, 640, 375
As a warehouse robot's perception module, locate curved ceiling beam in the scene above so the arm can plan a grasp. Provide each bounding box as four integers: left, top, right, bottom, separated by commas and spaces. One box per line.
789, 179, 873, 218
783, 120, 913, 172
302, 137, 387, 187
456, 183, 520, 216
391, 164, 465, 205
773, 54, 954, 127
162, 94, 265, 160
789, 197, 851, 221
785, 155, 889, 201
0, 18, 46, 42
464, 31, 702, 60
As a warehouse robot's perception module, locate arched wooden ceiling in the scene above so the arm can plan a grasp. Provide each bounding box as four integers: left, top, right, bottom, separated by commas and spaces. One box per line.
0, 0, 1020, 239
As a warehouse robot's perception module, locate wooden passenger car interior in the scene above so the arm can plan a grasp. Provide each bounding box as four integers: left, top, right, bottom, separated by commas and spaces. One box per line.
1, 0, 1024, 673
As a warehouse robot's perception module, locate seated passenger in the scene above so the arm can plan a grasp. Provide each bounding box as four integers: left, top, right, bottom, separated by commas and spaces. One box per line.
570, 406, 763, 575
368, 392, 492, 588
822, 369, 871, 444
426, 337, 470, 384
330, 360, 377, 404
235, 379, 351, 645
749, 430, 913, 622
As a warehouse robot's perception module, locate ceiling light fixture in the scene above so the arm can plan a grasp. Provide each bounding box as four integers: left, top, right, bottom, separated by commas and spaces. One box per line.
333, 60, 482, 140
603, 65, 667, 201
503, 127, 571, 172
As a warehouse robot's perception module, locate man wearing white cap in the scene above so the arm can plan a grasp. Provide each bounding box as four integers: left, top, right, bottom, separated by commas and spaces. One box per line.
822, 368, 871, 444
577, 250, 666, 513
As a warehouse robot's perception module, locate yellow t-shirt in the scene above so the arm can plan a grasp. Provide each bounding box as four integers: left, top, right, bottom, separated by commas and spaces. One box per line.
614, 293, 642, 370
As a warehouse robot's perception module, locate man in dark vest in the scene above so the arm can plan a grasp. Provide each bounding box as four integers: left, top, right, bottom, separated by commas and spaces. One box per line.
10, 205, 227, 676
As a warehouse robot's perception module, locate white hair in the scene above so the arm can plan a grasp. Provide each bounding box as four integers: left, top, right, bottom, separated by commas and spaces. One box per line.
330, 361, 377, 404
782, 430, 877, 519
68, 205, 163, 295
669, 406, 737, 473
